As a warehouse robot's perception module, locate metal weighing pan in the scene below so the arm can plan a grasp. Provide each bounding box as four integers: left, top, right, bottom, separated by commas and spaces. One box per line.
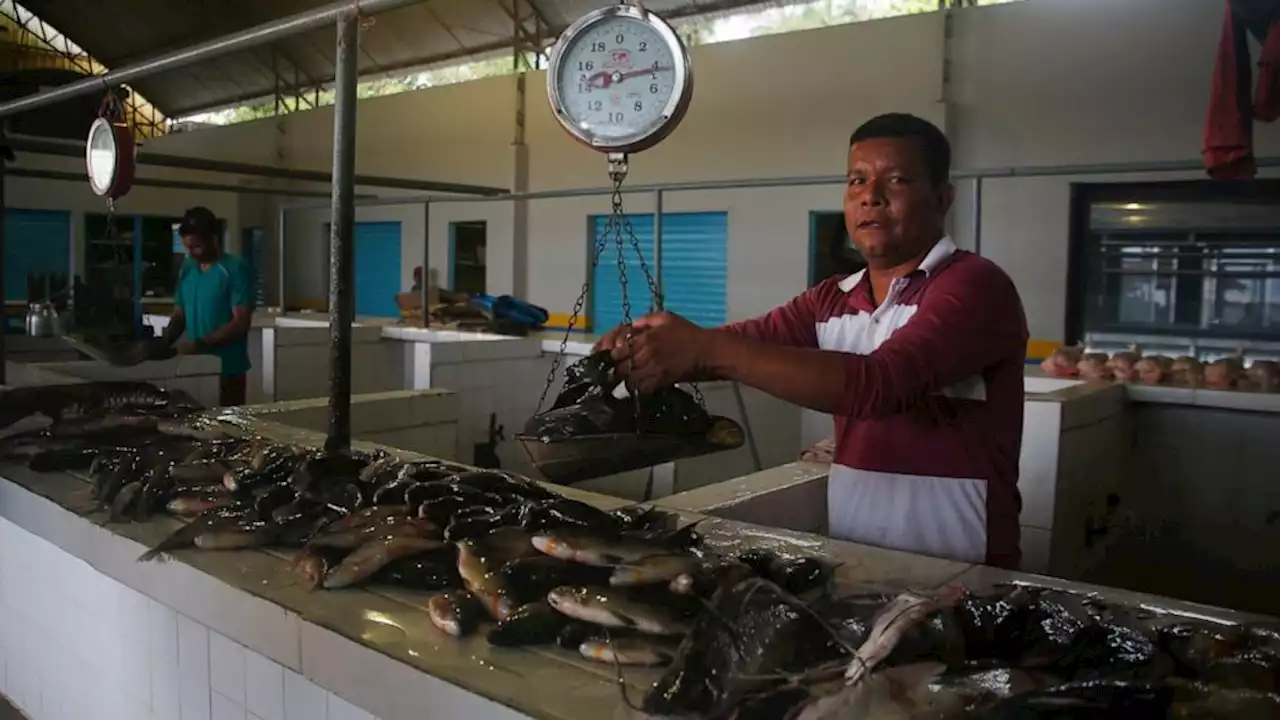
518, 415, 746, 485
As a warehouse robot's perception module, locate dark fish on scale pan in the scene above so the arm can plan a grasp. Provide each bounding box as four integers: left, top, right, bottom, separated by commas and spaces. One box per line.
369, 547, 460, 590
0, 381, 176, 431
487, 600, 574, 647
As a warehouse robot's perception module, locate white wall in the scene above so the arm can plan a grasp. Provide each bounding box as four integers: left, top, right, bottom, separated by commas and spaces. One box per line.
14, 0, 1280, 339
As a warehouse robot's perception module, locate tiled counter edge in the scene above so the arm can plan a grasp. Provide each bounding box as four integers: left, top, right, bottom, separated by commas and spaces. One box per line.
0, 468, 607, 720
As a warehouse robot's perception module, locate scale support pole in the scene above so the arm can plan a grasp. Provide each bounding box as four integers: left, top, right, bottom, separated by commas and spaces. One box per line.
0, 127, 8, 385
0, 0, 422, 120
326, 11, 359, 455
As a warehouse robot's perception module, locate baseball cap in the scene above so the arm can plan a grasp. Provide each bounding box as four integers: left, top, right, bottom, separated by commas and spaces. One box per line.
178, 206, 219, 238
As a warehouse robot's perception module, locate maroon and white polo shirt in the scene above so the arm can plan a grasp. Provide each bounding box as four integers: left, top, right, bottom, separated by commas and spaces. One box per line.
722, 237, 1028, 569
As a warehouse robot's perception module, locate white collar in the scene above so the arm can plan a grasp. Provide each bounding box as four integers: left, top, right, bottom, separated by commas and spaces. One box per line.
836, 236, 958, 293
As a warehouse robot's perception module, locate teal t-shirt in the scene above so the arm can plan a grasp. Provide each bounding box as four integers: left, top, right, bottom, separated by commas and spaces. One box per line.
175, 254, 253, 377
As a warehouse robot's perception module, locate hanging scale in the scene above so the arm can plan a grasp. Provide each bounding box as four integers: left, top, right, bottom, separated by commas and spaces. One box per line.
537, 0, 703, 414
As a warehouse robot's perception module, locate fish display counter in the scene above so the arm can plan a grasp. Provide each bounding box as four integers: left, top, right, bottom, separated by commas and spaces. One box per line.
0, 380, 1277, 720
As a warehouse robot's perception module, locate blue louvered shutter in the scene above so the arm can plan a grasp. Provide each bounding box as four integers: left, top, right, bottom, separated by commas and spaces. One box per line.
4, 209, 72, 302
657, 212, 728, 327
589, 211, 727, 332
354, 221, 403, 318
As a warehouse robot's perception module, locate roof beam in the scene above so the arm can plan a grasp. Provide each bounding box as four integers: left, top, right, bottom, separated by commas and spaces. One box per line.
0, 0, 425, 119
4, 133, 508, 195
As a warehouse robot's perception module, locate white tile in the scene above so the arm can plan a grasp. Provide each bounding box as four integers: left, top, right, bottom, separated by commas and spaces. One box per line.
212, 691, 247, 720
208, 632, 245, 705
244, 652, 285, 720
284, 670, 327, 720
327, 694, 373, 720
151, 601, 182, 720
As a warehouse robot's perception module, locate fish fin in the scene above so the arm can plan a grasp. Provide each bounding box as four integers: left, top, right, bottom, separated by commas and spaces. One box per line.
661, 519, 704, 548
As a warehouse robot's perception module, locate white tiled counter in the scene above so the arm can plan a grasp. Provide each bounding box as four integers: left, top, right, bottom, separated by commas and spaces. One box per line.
0, 410, 995, 720
261, 321, 403, 404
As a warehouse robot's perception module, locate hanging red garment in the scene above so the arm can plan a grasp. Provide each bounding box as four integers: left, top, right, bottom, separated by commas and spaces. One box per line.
1203, 0, 1280, 179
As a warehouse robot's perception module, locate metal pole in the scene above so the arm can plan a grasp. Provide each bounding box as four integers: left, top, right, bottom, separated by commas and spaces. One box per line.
5, 135, 506, 196
420, 202, 431, 323
277, 206, 287, 310
972, 176, 983, 256
0, 128, 7, 385
2, 167, 365, 198
0, 0, 423, 120
653, 189, 664, 311
325, 11, 358, 455
278, 154, 1280, 212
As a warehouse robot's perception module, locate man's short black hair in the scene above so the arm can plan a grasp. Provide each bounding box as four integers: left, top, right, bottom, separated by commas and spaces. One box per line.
178, 206, 219, 239
849, 113, 951, 186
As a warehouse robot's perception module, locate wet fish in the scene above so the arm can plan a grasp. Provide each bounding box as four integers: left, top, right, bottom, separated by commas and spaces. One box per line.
166, 492, 233, 517
305, 515, 433, 551
455, 527, 539, 597
531, 526, 687, 567
519, 497, 623, 534
557, 621, 607, 650
292, 545, 350, 591
322, 534, 446, 589
845, 591, 949, 685
580, 636, 681, 667
609, 553, 701, 587
546, 586, 695, 636
193, 518, 278, 550
498, 555, 613, 605
317, 504, 409, 532
108, 481, 144, 522
428, 590, 486, 638
253, 484, 298, 518
487, 601, 573, 647
137, 505, 250, 561
405, 483, 460, 513
444, 505, 523, 543
170, 459, 241, 487
369, 548, 460, 590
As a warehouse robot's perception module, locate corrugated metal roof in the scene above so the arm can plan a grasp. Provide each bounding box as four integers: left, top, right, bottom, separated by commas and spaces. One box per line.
17, 0, 791, 118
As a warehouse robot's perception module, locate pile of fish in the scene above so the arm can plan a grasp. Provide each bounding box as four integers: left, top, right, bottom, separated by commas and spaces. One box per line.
646, 582, 1280, 719
4, 381, 1279, 718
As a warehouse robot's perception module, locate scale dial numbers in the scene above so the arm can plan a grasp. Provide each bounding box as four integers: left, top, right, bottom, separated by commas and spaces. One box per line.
548, 6, 692, 155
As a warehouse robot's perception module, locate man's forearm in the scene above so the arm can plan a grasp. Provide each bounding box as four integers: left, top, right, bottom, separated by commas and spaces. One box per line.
161, 313, 186, 345
200, 317, 250, 348
703, 332, 849, 414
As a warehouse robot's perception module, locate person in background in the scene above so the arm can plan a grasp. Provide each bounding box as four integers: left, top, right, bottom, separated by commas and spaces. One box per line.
596, 113, 1029, 570
160, 206, 255, 407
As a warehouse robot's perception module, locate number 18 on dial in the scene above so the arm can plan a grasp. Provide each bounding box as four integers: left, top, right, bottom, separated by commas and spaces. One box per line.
547, 2, 693, 155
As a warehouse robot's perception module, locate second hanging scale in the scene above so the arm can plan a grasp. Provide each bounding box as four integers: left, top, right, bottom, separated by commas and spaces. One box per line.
517, 0, 747, 485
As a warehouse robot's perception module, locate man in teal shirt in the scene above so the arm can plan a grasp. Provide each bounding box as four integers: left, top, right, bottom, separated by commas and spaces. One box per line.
161, 206, 255, 406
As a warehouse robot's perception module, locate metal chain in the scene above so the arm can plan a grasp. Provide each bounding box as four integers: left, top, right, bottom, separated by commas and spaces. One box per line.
533, 206, 611, 415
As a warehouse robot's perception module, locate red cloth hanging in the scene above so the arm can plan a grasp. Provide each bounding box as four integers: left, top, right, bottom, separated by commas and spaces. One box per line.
1204, 4, 1258, 179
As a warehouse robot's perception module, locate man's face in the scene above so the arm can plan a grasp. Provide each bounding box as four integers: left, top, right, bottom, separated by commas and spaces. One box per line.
182, 232, 216, 263
843, 136, 953, 267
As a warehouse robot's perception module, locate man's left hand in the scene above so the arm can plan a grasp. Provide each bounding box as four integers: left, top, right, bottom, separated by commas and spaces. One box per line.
609, 311, 713, 393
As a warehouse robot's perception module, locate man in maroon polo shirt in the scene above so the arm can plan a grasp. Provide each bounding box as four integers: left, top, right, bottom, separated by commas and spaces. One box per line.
597, 113, 1029, 570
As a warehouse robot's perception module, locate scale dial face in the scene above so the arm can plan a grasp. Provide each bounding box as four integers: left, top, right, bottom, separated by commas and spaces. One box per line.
86, 118, 119, 197
548, 4, 692, 155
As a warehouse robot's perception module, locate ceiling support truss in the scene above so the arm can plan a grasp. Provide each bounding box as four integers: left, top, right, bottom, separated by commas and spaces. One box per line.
0, 1, 167, 139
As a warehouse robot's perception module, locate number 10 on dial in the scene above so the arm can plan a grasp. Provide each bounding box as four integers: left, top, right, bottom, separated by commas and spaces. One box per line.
547, 2, 693, 155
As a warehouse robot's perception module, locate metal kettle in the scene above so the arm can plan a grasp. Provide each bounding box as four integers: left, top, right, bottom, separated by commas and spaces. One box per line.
25, 302, 57, 338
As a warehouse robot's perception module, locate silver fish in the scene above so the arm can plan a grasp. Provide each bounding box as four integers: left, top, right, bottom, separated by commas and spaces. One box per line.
580, 636, 680, 667
546, 586, 693, 636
